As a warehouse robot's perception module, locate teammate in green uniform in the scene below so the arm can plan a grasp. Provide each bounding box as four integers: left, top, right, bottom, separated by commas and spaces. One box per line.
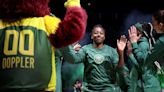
127, 23, 161, 92
128, 10, 164, 92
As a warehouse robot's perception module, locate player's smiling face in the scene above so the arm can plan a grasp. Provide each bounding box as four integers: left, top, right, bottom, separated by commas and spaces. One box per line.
91, 27, 105, 44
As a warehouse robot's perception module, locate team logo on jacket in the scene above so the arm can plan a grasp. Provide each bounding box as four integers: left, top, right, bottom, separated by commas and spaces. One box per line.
94, 54, 105, 64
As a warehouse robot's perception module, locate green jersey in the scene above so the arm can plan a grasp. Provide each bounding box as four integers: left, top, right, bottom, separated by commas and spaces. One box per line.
129, 37, 161, 92
61, 44, 122, 92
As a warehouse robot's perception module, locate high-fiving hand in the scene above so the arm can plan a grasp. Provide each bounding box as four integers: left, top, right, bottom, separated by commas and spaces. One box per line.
128, 26, 142, 43
117, 35, 127, 51
73, 43, 81, 52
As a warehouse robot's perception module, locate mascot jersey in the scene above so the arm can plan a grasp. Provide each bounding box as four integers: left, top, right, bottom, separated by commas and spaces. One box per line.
0, 16, 60, 91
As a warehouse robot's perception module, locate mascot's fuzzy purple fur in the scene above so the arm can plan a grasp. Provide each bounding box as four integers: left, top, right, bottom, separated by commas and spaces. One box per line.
0, 0, 87, 91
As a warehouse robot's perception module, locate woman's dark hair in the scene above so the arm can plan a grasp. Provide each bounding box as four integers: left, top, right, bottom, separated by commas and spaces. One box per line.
153, 10, 164, 24
142, 23, 151, 32
91, 24, 106, 33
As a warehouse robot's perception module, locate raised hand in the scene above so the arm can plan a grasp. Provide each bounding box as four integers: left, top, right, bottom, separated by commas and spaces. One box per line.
73, 43, 81, 52
117, 35, 127, 67
117, 35, 127, 51
128, 26, 142, 43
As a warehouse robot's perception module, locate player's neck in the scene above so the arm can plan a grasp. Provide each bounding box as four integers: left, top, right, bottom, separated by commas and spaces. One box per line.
93, 43, 104, 49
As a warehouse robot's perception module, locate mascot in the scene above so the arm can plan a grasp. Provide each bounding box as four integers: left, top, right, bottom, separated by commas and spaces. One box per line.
0, 0, 87, 92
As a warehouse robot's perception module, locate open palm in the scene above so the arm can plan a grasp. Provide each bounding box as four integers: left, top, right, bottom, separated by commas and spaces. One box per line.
117, 35, 127, 51
128, 26, 141, 43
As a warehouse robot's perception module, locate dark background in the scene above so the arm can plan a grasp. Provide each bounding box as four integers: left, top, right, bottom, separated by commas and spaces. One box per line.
49, 0, 164, 47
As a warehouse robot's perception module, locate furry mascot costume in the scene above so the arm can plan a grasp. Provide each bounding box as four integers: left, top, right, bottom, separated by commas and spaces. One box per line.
0, 0, 87, 92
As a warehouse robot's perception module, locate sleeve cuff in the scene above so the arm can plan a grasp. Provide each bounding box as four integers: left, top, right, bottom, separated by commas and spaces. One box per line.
132, 42, 138, 49
64, 0, 81, 7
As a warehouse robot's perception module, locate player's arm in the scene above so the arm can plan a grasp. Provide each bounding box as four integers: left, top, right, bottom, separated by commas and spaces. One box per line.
59, 44, 85, 63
